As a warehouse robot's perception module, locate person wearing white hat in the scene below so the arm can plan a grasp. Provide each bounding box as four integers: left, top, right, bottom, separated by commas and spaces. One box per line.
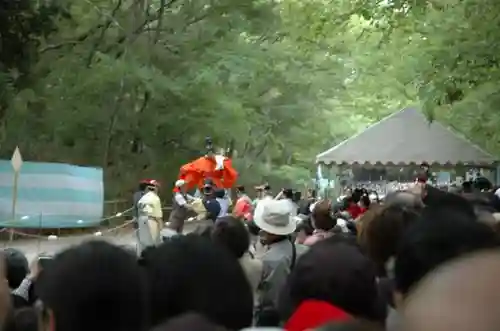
137, 179, 163, 254
253, 199, 303, 326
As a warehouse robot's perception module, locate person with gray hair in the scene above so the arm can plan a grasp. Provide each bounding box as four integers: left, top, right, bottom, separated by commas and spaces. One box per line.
383, 190, 424, 210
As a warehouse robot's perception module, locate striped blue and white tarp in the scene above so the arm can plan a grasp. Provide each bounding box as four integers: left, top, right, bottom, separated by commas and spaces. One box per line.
0, 161, 104, 228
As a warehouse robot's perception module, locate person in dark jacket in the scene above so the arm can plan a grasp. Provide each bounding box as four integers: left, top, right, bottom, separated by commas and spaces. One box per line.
203, 183, 221, 222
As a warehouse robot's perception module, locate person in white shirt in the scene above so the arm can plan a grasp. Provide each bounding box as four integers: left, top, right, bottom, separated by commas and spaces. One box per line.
215, 188, 230, 219
137, 180, 162, 253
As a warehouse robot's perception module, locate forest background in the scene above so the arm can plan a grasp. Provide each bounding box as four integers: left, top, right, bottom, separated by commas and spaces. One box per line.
2, 0, 498, 198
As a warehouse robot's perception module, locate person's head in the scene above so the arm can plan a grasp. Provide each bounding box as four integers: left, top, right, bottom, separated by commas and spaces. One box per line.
315, 319, 384, 331
359, 195, 370, 209
141, 235, 253, 330
394, 207, 499, 304
214, 188, 225, 199
383, 191, 424, 210
355, 205, 383, 241
175, 179, 187, 193
462, 181, 473, 193
203, 179, 215, 198
2, 249, 28, 289
425, 189, 476, 220
145, 179, 160, 193
236, 185, 246, 196
203, 185, 214, 198
295, 220, 314, 244
285, 237, 382, 322
402, 250, 500, 331
255, 183, 271, 198
359, 205, 420, 276
351, 189, 363, 204
368, 191, 379, 203
282, 188, 294, 200
311, 200, 337, 231
474, 176, 492, 192
5, 307, 38, 331
37, 241, 146, 331
293, 191, 302, 203
307, 189, 316, 200
211, 216, 250, 259
138, 182, 148, 191
253, 199, 296, 245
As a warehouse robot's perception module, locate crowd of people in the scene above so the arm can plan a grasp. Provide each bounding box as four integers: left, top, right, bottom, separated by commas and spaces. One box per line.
2, 176, 500, 331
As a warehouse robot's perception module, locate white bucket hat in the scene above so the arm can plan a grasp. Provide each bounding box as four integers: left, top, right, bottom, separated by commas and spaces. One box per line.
254, 199, 296, 235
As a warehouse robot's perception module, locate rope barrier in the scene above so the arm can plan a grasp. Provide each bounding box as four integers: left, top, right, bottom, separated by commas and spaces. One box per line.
5, 205, 175, 241
0, 206, 135, 228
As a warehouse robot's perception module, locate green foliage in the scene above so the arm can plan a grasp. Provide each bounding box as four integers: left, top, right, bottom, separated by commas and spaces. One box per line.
331, 0, 500, 154
8, 0, 494, 199
1, 0, 370, 198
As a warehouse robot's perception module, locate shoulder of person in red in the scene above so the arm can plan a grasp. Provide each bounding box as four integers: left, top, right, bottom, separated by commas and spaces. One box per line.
347, 204, 362, 219
284, 299, 351, 331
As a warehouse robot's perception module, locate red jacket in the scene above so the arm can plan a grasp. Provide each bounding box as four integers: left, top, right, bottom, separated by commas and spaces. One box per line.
347, 204, 362, 219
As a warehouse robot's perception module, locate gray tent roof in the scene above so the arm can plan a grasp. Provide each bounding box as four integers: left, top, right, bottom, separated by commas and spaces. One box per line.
316, 107, 498, 166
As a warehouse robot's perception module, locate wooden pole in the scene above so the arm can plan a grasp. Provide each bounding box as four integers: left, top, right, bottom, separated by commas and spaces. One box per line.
9, 171, 19, 242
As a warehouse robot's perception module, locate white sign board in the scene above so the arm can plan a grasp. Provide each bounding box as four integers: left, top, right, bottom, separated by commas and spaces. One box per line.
11, 147, 23, 172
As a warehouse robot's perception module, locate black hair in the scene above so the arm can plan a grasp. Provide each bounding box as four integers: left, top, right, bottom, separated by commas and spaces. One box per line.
37, 241, 146, 331
394, 208, 499, 296
462, 181, 473, 193
214, 188, 225, 199
296, 219, 314, 236
3, 308, 38, 331
474, 176, 492, 191
293, 191, 302, 202
211, 216, 250, 259
236, 185, 245, 193
316, 320, 384, 331
369, 191, 380, 203
193, 223, 215, 239
424, 188, 476, 220
3, 248, 28, 289
283, 188, 294, 199
138, 183, 148, 191
285, 237, 382, 321
360, 195, 371, 208
247, 220, 261, 236
150, 313, 225, 331
351, 189, 363, 203
141, 234, 253, 330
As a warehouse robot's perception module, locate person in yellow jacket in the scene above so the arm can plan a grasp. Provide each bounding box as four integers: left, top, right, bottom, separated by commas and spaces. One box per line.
137, 179, 163, 253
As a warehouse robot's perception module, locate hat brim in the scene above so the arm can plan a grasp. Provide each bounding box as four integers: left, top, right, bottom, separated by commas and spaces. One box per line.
253, 205, 297, 235
254, 216, 296, 235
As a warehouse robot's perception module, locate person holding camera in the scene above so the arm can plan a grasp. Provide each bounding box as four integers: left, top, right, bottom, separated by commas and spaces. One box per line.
202, 181, 221, 223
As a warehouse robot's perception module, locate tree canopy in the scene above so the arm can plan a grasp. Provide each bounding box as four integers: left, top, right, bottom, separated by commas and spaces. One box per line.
1, 0, 497, 197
